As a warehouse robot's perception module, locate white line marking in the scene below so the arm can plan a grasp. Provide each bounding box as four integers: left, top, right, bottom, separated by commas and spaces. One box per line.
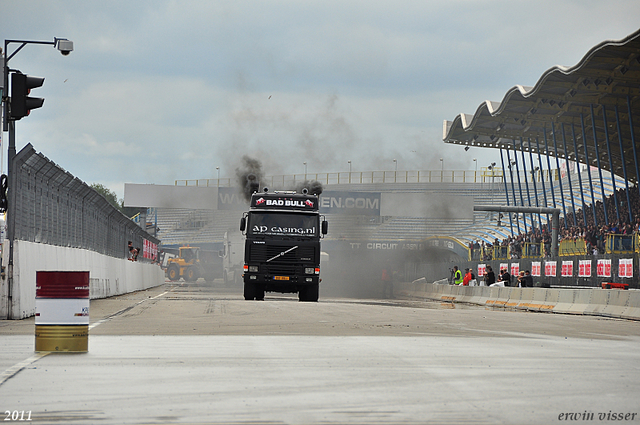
1, 289, 172, 386
0, 353, 49, 386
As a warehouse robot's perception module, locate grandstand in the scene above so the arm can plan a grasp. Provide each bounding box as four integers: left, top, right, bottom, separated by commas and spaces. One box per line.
152, 166, 619, 248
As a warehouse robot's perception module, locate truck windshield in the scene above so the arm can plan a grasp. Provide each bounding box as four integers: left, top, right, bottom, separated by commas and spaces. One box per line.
248, 212, 318, 237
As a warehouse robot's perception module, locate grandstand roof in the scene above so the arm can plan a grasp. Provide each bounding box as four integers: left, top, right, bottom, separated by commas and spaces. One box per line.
443, 29, 640, 185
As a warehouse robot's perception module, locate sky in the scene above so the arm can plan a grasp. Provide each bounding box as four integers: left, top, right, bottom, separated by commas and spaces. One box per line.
2, 0, 639, 200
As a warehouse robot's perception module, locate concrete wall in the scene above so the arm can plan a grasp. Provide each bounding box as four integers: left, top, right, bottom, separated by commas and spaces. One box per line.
0, 240, 165, 320
396, 280, 640, 321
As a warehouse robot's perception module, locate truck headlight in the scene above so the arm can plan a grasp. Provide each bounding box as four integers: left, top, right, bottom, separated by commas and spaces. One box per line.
249, 266, 259, 273
304, 267, 315, 274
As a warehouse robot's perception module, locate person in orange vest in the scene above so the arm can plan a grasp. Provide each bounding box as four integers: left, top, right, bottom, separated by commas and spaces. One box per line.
463, 268, 472, 286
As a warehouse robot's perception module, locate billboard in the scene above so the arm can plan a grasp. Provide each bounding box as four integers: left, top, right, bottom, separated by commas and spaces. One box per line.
319, 191, 381, 216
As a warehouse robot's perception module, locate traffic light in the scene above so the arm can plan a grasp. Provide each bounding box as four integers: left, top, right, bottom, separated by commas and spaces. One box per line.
10, 71, 45, 120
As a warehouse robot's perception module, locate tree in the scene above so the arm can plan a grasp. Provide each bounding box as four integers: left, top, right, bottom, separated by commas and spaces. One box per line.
91, 183, 141, 218
91, 183, 120, 209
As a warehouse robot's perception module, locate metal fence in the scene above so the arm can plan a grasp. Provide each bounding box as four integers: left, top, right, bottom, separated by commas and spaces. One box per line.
11, 144, 159, 259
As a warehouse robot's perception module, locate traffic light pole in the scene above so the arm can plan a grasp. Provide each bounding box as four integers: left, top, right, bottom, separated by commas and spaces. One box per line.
1, 37, 73, 319
5, 119, 15, 317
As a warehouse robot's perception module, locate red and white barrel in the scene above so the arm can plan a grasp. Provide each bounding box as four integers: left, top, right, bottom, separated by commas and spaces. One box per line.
35, 271, 90, 352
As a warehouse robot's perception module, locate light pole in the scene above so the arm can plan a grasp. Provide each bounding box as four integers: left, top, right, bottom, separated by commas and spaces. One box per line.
473, 158, 477, 183
2, 37, 73, 319
303, 161, 307, 178
216, 166, 220, 186
489, 162, 497, 191
347, 160, 351, 183
393, 159, 397, 183
440, 158, 444, 182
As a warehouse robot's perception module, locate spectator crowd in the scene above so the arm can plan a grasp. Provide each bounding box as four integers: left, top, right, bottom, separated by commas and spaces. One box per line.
470, 186, 640, 259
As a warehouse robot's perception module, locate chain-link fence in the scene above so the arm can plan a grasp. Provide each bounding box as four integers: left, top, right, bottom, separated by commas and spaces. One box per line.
11, 144, 159, 259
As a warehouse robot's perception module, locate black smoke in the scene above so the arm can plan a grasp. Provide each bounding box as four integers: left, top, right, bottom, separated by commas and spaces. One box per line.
295, 180, 323, 196
236, 155, 264, 201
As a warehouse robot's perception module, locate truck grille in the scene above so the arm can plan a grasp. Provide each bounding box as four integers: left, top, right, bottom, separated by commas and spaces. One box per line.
250, 245, 315, 264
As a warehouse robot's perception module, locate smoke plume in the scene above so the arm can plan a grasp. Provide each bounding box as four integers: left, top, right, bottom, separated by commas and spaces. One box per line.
236, 155, 264, 201
295, 180, 324, 196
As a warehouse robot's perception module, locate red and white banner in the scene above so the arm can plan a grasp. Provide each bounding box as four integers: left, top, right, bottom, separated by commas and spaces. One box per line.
477, 264, 486, 277
619, 258, 634, 278
597, 259, 612, 277
578, 260, 592, 278
143, 239, 158, 260
511, 263, 520, 277
500, 263, 508, 274
531, 261, 541, 277
545, 261, 557, 277
561, 261, 573, 277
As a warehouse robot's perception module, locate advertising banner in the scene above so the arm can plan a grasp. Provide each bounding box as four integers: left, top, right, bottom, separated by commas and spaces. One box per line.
143, 239, 158, 261
545, 261, 557, 277
561, 261, 573, 277
597, 259, 612, 277
218, 187, 250, 211
510, 263, 519, 277
531, 261, 541, 277
619, 258, 634, 278
319, 191, 380, 216
500, 263, 509, 274
578, 259, 592, 278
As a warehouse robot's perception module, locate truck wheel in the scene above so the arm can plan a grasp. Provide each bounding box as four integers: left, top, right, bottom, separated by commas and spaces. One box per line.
255, 284, 265, 301
186, 267, 197, 282
167, 265, 180, 281
299, 284, 319, 302
244, 281, 256, 300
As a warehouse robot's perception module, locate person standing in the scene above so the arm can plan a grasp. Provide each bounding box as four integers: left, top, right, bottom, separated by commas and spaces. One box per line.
453, 266, 463, 285
484, 265, 496, 286
381, 268, 393, 298
498, 268, 511, 287
463, 268, 472, 286
523, 270, 534, 288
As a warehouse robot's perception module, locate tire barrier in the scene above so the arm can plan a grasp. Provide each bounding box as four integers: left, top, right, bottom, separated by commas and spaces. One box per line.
400, 282, 640, 321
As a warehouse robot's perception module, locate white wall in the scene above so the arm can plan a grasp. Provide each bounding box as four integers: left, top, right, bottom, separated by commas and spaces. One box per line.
0, 240, 165, 319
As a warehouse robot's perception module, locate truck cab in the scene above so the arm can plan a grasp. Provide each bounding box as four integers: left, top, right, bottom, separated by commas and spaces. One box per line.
240, 190, 328, 301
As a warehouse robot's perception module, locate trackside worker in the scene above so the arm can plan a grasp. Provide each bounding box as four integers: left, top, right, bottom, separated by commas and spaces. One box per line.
453, 266, 463, 285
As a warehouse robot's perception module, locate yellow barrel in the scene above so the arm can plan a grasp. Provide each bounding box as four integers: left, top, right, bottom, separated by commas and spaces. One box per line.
35, 271, 90, 353
34, 325, 89, 352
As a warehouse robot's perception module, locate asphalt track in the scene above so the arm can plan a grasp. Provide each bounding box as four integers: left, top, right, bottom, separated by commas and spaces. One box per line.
1, 281, 639, 424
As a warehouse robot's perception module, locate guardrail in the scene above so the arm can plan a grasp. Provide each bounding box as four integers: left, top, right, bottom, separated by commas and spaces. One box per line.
176, 169, 512, 187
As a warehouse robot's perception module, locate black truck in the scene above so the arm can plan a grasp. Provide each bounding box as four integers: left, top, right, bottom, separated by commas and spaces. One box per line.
240, 189, 328, 301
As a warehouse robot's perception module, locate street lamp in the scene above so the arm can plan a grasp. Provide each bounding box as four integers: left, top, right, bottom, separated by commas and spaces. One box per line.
393, 159, 397, 183
473, 158, 477, 183
440, 158, 444, 182
216, 166, 220, 186
2, 37, 74, 319
303, 161, 307, 178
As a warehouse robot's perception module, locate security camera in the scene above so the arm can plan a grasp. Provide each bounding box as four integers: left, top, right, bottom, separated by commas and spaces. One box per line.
56, 39, 74, 56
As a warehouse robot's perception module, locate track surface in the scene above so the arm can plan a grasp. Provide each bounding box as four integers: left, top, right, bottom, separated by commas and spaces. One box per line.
1, 280, 639, 424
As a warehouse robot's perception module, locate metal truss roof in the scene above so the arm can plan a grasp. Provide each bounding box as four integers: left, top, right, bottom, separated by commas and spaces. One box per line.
443, 29, 640, 184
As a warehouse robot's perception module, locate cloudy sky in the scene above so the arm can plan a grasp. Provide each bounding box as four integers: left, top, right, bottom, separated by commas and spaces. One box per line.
2, 1, 639, 200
